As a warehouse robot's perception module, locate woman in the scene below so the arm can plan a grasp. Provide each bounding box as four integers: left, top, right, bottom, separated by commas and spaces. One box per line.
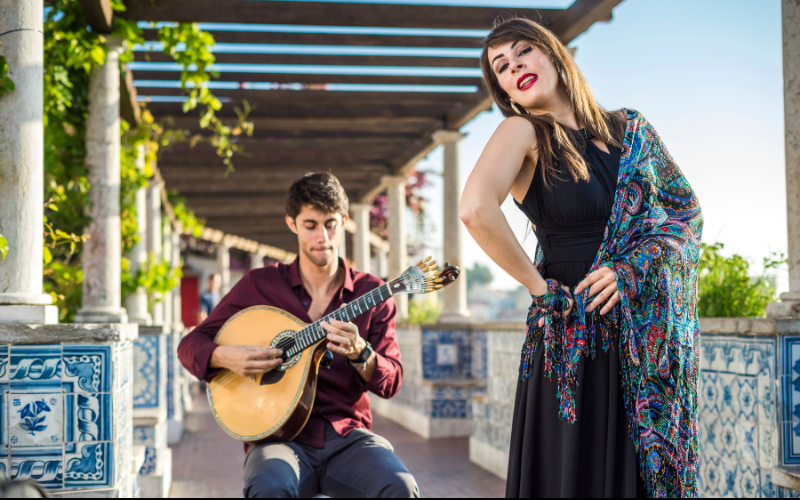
460, 18, 703, 498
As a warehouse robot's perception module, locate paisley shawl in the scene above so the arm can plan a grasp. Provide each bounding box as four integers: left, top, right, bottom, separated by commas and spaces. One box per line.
519, 109, 703, 497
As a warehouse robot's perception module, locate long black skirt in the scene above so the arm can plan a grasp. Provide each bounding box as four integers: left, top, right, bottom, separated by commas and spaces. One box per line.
505, 330, 647, 498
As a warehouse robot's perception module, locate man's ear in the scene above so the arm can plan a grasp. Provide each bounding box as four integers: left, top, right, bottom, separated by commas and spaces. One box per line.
341, 213, 349, 226
286, 214, 298, 234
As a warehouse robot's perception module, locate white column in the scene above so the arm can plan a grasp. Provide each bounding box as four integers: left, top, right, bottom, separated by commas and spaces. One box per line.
147, 179, 164, 324
384, 176, 408, 321
770, 0, 800, 316
217, 239, 231, 297
171, 225, 184, 333
162, 223, 173, 331
250, 248, 266, 271
75, 39, 127, 324
0, 0, 57, 323
124, 145, 151, 325
433, 130, 470, 323
351, 203, 371, 273
378, 249, 389, 279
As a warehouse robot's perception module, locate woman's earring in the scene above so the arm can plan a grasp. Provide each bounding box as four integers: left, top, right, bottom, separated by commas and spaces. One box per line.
510, 100, 522, 115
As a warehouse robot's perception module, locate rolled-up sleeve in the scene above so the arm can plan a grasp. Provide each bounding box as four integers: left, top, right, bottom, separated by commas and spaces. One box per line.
362, 296, 403, 398
178, 273, 253, 382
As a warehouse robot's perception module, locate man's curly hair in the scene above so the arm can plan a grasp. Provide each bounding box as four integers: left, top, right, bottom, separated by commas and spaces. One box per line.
285, 172, 349, 219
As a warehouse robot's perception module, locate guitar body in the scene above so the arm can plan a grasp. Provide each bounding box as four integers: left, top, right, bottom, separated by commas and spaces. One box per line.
207, 306, 324, 443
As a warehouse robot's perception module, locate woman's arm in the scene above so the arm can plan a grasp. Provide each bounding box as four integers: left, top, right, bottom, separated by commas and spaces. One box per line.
459, 117, 548, 296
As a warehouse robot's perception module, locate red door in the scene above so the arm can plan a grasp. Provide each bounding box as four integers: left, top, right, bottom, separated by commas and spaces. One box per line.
181, 275, 200, 328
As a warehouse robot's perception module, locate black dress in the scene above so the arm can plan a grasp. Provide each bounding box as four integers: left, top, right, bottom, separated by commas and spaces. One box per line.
506, 137, 646, 498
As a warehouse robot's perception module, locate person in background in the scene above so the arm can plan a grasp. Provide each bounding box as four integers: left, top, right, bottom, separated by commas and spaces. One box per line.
198, 273, 222, 323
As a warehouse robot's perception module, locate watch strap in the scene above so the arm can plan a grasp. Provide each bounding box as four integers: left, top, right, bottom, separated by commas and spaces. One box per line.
350, 341, 373, 365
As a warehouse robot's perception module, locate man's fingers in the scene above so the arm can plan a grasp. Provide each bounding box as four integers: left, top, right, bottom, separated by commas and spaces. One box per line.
244, 358, 283, 373
326, 332, 351, 347
244, 347, 282, 360
327, 343, 348, 355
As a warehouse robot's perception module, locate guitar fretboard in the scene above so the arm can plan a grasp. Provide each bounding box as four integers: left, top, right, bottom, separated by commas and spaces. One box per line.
285, 283, 394, 357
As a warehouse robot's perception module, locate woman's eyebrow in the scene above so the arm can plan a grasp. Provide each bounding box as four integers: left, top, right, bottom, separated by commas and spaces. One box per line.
491, 41, 521, 65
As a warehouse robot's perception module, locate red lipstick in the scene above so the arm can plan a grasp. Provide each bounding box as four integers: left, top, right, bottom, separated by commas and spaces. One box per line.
517, 73, 538, 91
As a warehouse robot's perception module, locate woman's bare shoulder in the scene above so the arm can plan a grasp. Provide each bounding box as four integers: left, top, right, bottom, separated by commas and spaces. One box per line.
492, 116, 537, 149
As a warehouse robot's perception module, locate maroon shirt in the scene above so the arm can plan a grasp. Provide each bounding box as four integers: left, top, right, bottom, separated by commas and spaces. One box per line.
177, 258, 403, 449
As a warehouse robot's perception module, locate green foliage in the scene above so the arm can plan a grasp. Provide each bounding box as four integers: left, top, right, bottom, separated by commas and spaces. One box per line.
41, 1, 215, 318
697, 242, 786, 318
407, 299, 442, 324
121, 253, 183, 309
0, 234, 7, 260
167, 191, 205, 237
0, 55, 15, 98
467, 262, 493, 290
153, 22, 253, 171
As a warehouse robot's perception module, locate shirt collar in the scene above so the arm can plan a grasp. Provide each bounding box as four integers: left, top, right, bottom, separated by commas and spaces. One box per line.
289, 257, 355, 295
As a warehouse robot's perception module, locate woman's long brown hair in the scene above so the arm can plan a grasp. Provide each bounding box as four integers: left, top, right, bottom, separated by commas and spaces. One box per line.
480, 18, 626, 188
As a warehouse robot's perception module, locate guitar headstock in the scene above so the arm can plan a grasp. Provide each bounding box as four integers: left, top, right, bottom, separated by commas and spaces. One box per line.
387, 257, 461, 295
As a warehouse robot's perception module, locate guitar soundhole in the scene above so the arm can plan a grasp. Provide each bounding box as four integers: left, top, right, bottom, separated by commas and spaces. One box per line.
259, 370, 284, 385
270, 331, 302, 371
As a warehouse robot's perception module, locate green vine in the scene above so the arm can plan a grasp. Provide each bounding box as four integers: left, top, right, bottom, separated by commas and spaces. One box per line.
0, 234, 7, 261
0, 54, 14, 98
41, 1, 217, 321
122, 252, 183, 308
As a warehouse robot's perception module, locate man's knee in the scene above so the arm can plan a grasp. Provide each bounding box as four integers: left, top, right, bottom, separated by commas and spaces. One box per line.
244, 471, 300, 499
379, 472, 419, 498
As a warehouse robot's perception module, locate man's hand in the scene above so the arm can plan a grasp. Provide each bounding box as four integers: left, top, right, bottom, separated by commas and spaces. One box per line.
575, 266, 620, 315
210, 345, 283, 378
322, 319, 365, 360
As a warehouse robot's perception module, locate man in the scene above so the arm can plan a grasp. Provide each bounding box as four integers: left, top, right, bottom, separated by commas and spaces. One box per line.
198, 273, 222, 322
178, 173, 418, 498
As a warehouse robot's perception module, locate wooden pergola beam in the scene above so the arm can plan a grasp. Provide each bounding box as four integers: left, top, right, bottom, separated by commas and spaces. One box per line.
136, 51, 479, 69
155, 116, 443, 133
123, 1, 560, 30
77, 0, 113, 34
549, 0, 624, 44
142, 29, 484, 49
132, 71, 482, 87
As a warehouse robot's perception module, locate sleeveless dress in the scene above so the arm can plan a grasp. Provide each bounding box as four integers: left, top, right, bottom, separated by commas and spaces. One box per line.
506, 136, 647, 498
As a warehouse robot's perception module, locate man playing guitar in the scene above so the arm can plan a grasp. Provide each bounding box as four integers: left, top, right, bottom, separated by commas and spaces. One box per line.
178, 173, 419, 498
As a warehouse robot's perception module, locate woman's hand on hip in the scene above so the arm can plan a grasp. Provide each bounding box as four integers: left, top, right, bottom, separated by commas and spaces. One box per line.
575, 267, 620, 315
533, 284, 573, 327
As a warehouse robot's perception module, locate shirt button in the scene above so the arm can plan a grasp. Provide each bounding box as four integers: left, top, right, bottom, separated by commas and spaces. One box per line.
303, 302, 309, 306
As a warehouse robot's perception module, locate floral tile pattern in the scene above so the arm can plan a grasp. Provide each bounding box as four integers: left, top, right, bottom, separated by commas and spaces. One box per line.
421, 330, 472, 380
8, 394, 62, 447
699, 334, 780, 498
782, 336, 800, 465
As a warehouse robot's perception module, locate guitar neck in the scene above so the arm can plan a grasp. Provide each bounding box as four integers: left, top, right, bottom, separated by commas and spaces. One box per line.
285, 283, 394, 357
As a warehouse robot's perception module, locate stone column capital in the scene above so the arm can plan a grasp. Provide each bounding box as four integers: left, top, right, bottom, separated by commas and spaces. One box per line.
350, 203, 372, 214
106, 36, 127, 54
381, 175, 407, 187
432, 130, 466, 144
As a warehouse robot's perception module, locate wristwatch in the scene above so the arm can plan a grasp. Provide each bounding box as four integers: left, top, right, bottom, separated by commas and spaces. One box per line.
349, 341, 374, 369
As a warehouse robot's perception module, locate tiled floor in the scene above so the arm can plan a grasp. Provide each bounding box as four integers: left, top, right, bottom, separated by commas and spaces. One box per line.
169, 394, 505, 498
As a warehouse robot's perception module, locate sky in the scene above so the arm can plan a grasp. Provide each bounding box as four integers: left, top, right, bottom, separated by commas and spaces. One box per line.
413, 0, 787, 291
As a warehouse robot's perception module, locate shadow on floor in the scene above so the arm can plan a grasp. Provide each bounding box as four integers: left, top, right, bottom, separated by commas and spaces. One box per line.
169, 394, 505, 498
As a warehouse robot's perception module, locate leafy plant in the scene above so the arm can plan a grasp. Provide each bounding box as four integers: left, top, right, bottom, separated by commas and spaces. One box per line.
0, 55, 15, 98
122, 253, 183, 309
697, 242, 785, 318
407, 299, 442, 324
18, 399, 51, 435
0, 234, 7, 260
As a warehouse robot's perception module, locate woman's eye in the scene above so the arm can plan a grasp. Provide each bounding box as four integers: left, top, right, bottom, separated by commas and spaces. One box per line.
498, 63, 509, 74
519, 47, 532, 56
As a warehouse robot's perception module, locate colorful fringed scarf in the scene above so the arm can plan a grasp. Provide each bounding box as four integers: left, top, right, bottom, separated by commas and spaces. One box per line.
519, 109, 703, 497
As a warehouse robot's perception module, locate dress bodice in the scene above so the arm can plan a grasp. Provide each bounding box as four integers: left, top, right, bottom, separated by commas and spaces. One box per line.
514, 138, 621, 287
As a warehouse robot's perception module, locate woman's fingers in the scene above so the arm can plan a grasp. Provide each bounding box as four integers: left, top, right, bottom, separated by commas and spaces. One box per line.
587, 282, 618, 312
575, 271, 601, 295
600, 291, 621, 316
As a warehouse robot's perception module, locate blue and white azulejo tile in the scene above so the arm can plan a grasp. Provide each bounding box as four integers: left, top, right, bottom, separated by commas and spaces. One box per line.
0, 346, 9, 383
0, 446, 7, 481
65, 393, 112, 442
701, 335, 776, 378
8, 394, 62, 447
64, 441, 114, 489
9, 445, 63, 489
9, 346, 61, 393
62, 345, 112, 393
133, 337, 161, 409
